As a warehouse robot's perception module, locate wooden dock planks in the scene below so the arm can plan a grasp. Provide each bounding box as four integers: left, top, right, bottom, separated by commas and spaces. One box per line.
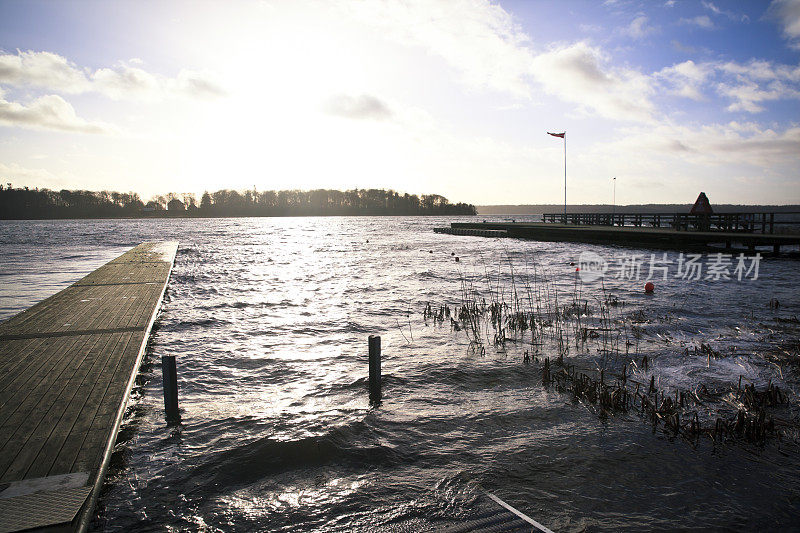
0, 241, 177, 532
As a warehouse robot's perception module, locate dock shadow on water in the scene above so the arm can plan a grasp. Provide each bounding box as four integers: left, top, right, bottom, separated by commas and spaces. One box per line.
2, 217, 798, 531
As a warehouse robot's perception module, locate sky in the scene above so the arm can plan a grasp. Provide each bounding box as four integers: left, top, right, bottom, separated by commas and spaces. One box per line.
0, 0, 798, 206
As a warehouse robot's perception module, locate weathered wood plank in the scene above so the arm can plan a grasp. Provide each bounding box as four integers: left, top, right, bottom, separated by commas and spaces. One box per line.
0, 335, 91, 434
24, 332, 126, 479
48, 333, 138, 476
0, 241, 176, 532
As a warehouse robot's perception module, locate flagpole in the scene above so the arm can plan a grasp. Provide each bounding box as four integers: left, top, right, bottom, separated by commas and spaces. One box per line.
612, 177, 616, 217
547, 131, 567, 221
563, 132, 567, 219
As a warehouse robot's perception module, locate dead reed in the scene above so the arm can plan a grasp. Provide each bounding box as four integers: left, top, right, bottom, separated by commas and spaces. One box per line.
420, 249, 797, 448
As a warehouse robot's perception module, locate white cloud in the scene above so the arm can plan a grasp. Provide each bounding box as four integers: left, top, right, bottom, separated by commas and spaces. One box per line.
530, 42, 656, 122
715, 59, 800, 112
0, 93, 114, 134
91, 65, 160, 100
701, 1, 746, 21
622, 15, 659, 39
656, 60, 710, 100
348, 0, 535, 98
0, 50, 225, 101
702, 1, 723, 15
0, 51, 89, 93
173, 70, 227, 99
717, 80, 799, 112
349, 1, 797, 123
347, 0, 660, 123
0, 162, 64, 189
596, 122, 800, 167
651, 57, 800, 112
768, 0, 800, 49
719, 59, 800, 81
680, 15, 715, 28
582, 123, 800, 203
323, 94, 392, 120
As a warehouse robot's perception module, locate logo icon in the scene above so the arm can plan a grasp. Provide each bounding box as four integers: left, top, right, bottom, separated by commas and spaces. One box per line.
578, 251, 607, 282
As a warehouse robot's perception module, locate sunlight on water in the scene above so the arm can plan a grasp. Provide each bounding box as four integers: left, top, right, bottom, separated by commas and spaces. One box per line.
1, 217, 799, 532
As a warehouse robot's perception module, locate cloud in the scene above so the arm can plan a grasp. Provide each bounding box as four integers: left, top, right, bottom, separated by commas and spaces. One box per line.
350, 1, 796, 122
680, 15, 715, 28
0, 51, 88, 93
0, 162, 64, 188
0, 93, 114, 134
323, 94, 392, 120
651, 57, 800, 112
717, 80, 799, 112
91, 65, 160, 100
768, 0, 800, 48
530, 42, 656, 122
348, 0, 535, 98
671, 40, 697, 53
622, 15, 659, 39
593, 122, 800, 170
347, 2, 660, 123
715, 59, 800, 112
0, 50, 225, 100
173, 70, 227, 99
348, 2, 660, 123
656, 60, 711, 100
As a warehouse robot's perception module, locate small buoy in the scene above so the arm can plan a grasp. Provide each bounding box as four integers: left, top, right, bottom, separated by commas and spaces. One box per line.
569, 262, 575, 266
645, 282, 655, 293
429, 250, 433, 254
366, 239, 369, 243
455, 257, 460, 262
451, 252, 455, 256
575, 267, 580, 272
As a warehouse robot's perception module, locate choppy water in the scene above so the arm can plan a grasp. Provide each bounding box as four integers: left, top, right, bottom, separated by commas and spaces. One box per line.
1, 217, 799, 532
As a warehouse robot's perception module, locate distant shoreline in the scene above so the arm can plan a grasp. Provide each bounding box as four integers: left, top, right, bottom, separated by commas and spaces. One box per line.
477, 204, 800, 215
0, 213, 480, 221
0, 187, 476, 220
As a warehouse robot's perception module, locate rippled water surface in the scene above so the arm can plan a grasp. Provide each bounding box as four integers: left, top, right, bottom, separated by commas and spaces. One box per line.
1, 217, 799, 532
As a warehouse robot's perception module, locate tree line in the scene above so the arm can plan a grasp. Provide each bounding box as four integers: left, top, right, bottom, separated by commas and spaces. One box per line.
0, 185, 476, 219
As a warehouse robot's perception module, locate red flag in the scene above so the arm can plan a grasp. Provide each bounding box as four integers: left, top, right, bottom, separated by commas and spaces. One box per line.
547, 132, 565, 138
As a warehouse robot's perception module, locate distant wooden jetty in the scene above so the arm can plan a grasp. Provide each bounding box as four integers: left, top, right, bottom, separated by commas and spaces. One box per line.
0, 242, 177, 533
435, 212, 800, 253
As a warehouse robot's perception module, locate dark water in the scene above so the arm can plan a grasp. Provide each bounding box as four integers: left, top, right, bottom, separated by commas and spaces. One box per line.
1, 217, 799, 532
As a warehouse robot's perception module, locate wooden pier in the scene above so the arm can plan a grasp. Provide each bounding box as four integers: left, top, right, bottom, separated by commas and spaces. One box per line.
435, 221, 800, 253
0, 242, 177, 533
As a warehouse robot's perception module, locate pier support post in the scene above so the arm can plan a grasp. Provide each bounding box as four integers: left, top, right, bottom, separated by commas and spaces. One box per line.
368, 335, 381, 404
161, 355, 180, 421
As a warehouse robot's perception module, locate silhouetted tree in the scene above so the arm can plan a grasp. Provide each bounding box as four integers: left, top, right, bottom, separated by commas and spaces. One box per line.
0, 186, 476, 219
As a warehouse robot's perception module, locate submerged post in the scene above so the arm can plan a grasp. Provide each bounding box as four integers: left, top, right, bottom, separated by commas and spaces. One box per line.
368, 335, 381, 404
162, 355, 180, 421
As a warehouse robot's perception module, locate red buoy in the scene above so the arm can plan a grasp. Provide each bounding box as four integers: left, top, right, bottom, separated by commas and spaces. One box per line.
645, 282, 655, 293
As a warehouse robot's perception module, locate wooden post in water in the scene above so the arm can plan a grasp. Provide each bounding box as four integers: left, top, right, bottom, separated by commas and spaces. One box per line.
368, 335, 381, 404
162, 355, 180, 421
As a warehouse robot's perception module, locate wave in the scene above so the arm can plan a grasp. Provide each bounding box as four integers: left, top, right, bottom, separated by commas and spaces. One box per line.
185, 420, 408, 493
196, 299, 300, 311
167, 317, 232, 331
